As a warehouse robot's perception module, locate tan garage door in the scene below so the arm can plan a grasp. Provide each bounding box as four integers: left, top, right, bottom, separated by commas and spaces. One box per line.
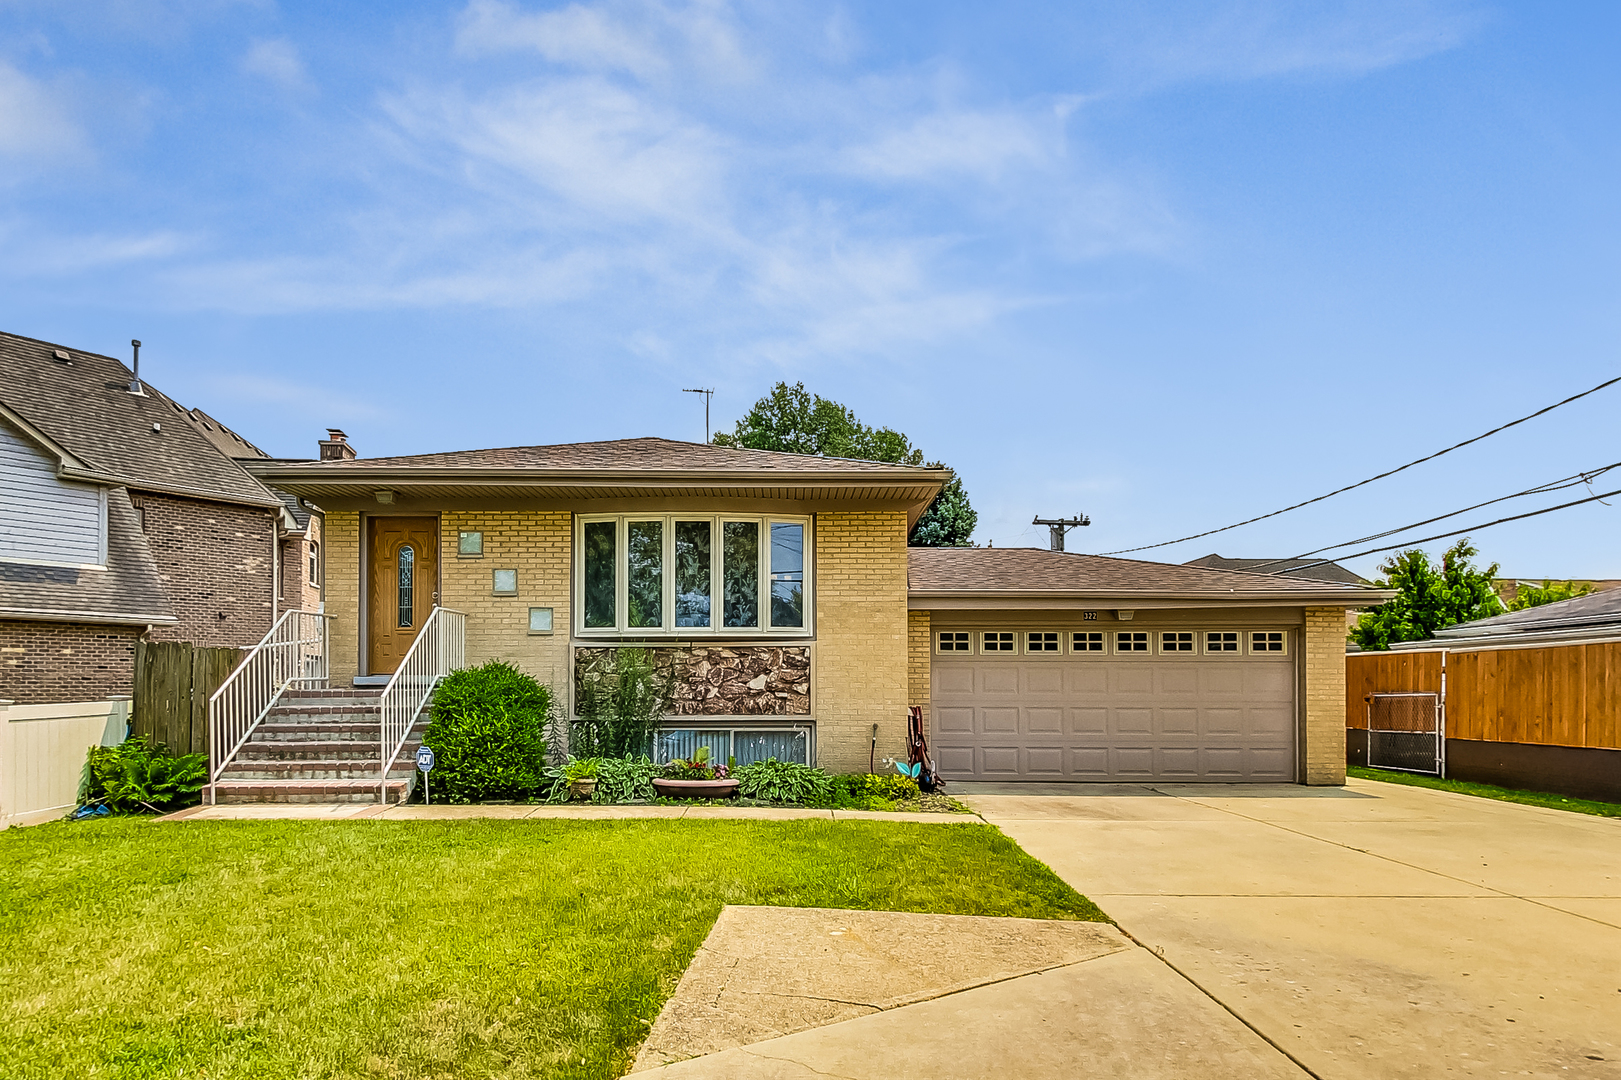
931, 657, 1296, 782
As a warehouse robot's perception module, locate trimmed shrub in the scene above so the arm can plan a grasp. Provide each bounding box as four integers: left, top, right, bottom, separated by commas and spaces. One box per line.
834, 773, 920, 802
423, 660, 553, 803
81, 737, 206, 813
735, 759, 834, 805
593, 757, 659, 802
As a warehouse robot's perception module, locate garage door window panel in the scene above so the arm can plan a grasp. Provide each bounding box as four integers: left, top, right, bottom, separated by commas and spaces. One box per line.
1205, 631, 1241, 655
982, 631, 1016, 652
1250, 631, 1287, 655
1159, 631, 1196, 654
1115, 631, 1150, 654
937, 631, 972, 653
1072, 631, 1106, 654
1026, 631, 1060, 653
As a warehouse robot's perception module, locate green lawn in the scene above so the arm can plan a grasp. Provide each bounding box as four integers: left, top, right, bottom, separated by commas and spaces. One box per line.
1350, 765, 1621, 818
1, 818, 1101, 1080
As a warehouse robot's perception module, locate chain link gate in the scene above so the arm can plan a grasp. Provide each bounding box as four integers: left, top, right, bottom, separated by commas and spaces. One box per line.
1366, 692, 1443, 775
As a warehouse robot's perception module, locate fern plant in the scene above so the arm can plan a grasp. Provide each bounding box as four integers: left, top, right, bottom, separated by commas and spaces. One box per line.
81, 737, 207, 814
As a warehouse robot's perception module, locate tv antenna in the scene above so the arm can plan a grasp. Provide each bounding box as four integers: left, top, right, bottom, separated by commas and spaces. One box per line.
1033, 515, 1090, 551
682, 388, 714, 442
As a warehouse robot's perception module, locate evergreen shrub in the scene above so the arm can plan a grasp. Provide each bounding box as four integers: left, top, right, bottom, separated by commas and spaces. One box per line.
423, 660, 553, 803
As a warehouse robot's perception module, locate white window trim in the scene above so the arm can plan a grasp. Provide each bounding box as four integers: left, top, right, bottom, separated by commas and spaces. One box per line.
1202, 630, 1243, 656
1157, 630, 1198, 656
1023, 630, 1062, 655
935, 630, 974, 655
1113, 629, 1152, 655
1249, 630, 1290, 656
980, 630, 1018, 654
575, 513, 812, 637
1069, 629, 1108, 655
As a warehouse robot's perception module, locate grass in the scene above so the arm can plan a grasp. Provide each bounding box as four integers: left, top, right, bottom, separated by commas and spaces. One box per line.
1350, 766, 1621, 818
0, 817, 1101, 1080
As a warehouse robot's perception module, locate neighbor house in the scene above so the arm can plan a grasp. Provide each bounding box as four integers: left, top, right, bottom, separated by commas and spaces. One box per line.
247, 438, 1383, 797
0, 330, 295, 825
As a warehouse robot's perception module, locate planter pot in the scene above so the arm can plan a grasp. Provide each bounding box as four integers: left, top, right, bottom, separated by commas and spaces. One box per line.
568, 778, 597, 800
652, 777, 740, 799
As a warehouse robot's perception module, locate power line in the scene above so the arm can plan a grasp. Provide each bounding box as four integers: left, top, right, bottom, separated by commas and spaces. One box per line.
1239, 461, 1621, 574
1100, 373, 1621, 556
1272, 484, 1621, 573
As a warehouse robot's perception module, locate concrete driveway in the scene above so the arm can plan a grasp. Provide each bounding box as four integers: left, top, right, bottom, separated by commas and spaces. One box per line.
963, 777, 1621, 1079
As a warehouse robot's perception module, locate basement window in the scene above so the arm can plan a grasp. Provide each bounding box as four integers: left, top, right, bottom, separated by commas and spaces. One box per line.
937, 631, 972, 653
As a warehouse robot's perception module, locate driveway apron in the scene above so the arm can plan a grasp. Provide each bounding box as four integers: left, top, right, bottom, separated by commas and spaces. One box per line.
964, 778, 1621, 1079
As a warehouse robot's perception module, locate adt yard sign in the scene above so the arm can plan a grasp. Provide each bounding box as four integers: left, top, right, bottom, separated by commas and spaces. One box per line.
416, 745, 436, 804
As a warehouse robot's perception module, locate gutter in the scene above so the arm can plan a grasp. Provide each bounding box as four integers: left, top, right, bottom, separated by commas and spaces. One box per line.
245, 464, 953, 486
908, 588, 1394, 605
0, 606, 178, 627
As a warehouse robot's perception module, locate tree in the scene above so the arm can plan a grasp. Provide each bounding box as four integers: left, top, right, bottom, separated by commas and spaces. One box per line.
1350, 539, 1503, 650
1507, 580, 1594, 611
714, 381, 977, 546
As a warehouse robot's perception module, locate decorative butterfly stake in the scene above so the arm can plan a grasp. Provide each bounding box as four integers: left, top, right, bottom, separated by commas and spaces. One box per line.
895, 760, 922, 780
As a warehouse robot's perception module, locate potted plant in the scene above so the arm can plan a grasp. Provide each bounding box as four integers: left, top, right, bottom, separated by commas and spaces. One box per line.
564, 758, 599, 801
651, 746, 740, 799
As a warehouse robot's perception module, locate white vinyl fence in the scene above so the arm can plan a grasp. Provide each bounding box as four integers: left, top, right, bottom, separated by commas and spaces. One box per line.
0, 697, 131, 829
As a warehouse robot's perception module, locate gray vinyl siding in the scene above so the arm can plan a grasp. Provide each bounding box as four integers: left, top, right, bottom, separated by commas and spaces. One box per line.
0, 418, 107, 566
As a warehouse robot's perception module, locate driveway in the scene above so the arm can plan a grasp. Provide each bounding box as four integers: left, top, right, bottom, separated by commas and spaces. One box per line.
963, 777, 1621, 1079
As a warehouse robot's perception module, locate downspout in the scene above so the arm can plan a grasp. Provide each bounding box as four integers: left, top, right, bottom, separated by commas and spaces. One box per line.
271, 511, 280, 626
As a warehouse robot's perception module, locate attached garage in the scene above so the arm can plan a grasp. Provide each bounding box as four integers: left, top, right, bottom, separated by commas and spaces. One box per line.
908, 548, 1390, 786
931, 627, 1297, 782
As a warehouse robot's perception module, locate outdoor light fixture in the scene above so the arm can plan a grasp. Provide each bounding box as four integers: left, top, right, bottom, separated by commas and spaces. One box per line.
374, 490, 394, 504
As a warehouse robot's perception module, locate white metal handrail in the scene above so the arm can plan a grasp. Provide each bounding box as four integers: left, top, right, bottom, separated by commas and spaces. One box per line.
379, 606, 466, 801
208, 609, 332, 792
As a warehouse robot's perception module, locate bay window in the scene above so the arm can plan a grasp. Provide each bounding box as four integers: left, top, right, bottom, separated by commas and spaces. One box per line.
577, 514, 812, 635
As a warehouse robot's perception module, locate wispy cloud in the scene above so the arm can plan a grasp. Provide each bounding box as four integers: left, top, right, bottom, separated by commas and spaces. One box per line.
0, 61, 86, 166
241, 38, 311, 92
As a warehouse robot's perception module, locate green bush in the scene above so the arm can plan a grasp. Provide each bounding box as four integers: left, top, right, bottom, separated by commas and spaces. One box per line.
735, 759, 834, 804
834, 773, 920, 802
81, 737, 207, 813
593, 757, 659, 802
423, 660, 553, 803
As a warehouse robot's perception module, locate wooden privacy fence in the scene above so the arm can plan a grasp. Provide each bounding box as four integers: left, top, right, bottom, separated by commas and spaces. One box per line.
133, 641, 244, 756
1347, 642, 1621, 751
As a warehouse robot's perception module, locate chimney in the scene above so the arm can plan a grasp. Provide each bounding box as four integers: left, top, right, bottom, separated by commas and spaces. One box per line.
319, 429, 357, 461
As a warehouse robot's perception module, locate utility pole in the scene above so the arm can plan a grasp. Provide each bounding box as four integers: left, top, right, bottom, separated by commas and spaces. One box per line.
1032, 515, 1090, 551
682, 388, 714, 443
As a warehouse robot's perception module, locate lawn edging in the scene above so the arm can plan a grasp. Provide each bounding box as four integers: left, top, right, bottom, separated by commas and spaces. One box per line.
1349, 765, 1621, 819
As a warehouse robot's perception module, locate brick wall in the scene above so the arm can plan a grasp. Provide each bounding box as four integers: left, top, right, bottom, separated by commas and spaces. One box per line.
326, 511, 362, 682
277, 516, 324, 614
908, 609, 930, 735
1303, 606, 1347, 785
132, 492, 276, 647
0, 620, 140, 704
812, 511, 910, 773
440, 511, 572, 700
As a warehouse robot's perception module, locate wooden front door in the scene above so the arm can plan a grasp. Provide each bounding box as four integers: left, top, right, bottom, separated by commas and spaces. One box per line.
368, 517, 439, 675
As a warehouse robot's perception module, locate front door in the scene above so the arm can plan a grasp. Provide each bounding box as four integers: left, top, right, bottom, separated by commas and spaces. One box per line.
368, 517, 439, 675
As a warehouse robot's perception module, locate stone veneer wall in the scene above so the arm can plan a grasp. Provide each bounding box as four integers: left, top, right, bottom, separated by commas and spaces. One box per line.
1304, 606, 1347, 785
575, 645, 810, 716
811, 510, 910, 772
907, 610, 930, 735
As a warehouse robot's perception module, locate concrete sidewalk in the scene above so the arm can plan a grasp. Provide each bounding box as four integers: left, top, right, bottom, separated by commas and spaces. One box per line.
162, 802, 977, 824
965, 778, 1621, 1079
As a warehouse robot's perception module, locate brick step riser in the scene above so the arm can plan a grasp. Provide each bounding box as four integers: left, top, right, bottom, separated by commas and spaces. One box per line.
266, 708, 384, 719
237, 744, 416, 761
223, 767, 418, 781
252, 724, 424, 740
215, 790, 407, 805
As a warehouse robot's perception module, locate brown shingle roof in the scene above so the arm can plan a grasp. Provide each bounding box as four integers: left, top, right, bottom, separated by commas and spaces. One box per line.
1185, 554, 1368, 586
909, 546, 1383, 600
272, 437, 940, 475
0, 331, 279, 508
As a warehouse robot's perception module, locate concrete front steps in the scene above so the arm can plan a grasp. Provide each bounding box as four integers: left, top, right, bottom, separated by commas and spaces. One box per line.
212, 688, 424, 805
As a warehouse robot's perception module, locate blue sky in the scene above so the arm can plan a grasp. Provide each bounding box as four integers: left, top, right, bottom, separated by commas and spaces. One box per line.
3, 1, 1618, 578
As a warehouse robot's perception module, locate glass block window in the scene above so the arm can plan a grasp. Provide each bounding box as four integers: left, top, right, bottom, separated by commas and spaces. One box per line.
1027, 632, 1060, 652
1252, 631, 1287, 653
528, 607, 553, 633
938, 631, 971, 652
982, 631, 1016, 652
492, 568, 518, 595
458, 531, 483, 556
1206, 631, 1240, 653
1072, 631, 1105, 652
1161, 632, 1195, 653
1116, 631, 1150, 653
733, 729, 810, 766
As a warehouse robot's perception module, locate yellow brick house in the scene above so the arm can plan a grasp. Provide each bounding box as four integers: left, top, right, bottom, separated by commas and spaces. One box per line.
249, 437, 1383, 789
